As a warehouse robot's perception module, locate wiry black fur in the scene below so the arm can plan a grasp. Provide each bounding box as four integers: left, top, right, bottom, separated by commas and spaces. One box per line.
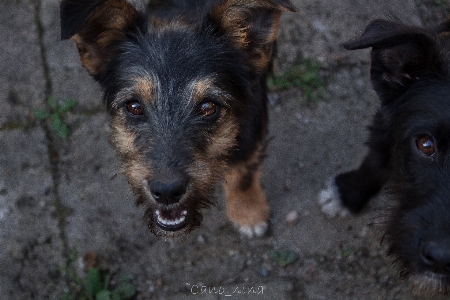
335, 18, 450, 294
103, 24, 258, 160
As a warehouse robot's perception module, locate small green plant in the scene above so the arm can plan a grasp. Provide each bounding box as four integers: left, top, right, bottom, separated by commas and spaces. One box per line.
61, 249, 137, 300
268, 58, 325, 104
33, 96, 77, 139
268, 249, 299, 267
341, 248, 354, 258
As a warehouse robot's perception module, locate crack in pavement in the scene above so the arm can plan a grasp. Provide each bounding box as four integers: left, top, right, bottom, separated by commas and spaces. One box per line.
31, 0, 71, 272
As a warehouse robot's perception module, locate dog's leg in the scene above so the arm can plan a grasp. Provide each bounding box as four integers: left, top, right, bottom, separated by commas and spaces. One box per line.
224, 145, 269, 238
319, 149, 389, 217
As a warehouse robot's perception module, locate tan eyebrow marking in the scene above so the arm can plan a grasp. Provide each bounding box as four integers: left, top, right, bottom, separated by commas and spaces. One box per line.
133, 76, 154, 103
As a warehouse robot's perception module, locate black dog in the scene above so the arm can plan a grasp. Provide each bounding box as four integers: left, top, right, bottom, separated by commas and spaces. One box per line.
319, 18, 450, 294
60, 0, 296, 238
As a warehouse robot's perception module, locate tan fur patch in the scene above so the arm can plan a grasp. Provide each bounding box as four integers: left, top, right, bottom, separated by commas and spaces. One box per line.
110, 114, 152, 198
110, 114, 138, 158
126, 160, 152, 189
187, 116, 239, 194
211, 1, 252, 48
191, 77, 215, 103
224, 143, 269, 227
224, 167, 269, 227
186, 158, 218, 206
211, 0, 289, 73
71, 0, 138, 76
71, 34, 105, 76
206, 116, 239, 158
213, 0, 283, 72
133, 77, 154, 103
250, 11, 281, 72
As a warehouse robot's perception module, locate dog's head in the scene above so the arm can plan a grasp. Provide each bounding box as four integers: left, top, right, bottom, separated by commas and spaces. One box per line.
345, 19, 450, 294
60, 0, 295, 237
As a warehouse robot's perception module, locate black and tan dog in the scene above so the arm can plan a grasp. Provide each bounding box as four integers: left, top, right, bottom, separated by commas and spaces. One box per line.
60, 0, 296, 238
319, 18, 450, 294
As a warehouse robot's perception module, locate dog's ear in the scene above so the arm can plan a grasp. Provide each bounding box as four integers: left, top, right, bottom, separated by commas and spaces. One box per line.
211, 0, 297, 74
60, 0, 140, 79
344, 19, 443, 105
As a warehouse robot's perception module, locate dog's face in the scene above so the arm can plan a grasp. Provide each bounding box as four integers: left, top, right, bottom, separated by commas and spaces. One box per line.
385, 85, 450, 294
345, 19, 450, 294
107, 30, 246, 237
60, 0, 295, 237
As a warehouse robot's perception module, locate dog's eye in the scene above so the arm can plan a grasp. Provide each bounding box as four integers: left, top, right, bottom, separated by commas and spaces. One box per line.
125, 100, 144, 116
416, 135, 435, 156
198, 100, 220, 118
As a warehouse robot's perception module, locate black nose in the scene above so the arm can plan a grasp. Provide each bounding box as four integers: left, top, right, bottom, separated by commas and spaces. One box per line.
420, 239, 450, 274
149, 178, 187, 205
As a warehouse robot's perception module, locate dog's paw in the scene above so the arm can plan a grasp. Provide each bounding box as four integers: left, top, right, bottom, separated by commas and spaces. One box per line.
237, 221, 268, 238
318, 179, 350, 218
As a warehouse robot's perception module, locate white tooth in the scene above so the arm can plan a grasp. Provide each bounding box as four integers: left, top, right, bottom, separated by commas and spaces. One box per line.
156, 211, 187, 227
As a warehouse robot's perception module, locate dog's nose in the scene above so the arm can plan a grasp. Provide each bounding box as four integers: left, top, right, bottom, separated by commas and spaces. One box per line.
420, 239, 450, 274
149, 178, 187, 205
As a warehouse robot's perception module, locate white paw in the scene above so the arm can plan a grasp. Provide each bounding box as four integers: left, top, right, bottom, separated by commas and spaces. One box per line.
238, 221, 268, 238
318, 179, 350, 218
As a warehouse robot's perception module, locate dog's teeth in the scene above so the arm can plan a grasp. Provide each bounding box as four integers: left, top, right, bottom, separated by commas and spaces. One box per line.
155, 210, 186, 226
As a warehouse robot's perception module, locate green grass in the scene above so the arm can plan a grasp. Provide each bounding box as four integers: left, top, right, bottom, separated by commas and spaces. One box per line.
268, 249, 299, 267
33, 96, 77, 139
267, 57, 325, 105
341, 248, 354, 258
61, 248, 137, 300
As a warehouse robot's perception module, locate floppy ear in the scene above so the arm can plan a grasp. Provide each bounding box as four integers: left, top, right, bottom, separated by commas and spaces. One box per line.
344, 19, 443, 105
211, 0, 297, 74
60, 0, 140, 79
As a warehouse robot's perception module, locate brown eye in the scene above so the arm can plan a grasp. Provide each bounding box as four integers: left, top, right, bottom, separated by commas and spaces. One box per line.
198, 101, 219, 118
125, 100, 144, 116
416, 135, 435, 156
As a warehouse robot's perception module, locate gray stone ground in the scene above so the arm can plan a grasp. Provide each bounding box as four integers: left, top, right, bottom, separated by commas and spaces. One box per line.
1, 0, 450, 299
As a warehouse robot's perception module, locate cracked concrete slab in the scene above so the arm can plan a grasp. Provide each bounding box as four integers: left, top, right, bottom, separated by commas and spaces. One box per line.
58, 114, 146, 253
40, 0, 103, 113
2, 0, 450, 299
276, 0, 422, 70
0, 0, 46, 128
0, 128, 65, 299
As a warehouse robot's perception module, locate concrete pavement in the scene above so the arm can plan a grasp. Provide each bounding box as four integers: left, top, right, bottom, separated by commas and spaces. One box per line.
0, 0, 448, 299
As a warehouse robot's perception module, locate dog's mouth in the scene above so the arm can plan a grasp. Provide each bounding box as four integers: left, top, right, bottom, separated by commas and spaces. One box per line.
144, 202, 203, 237
154, 207, 189, 231
139, 183, 215, 237
409, 271, 450, 295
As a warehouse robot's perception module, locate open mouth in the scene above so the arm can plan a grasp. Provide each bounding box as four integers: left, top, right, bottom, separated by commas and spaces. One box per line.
154, 207, 189, 231
409, 271, 450, 295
